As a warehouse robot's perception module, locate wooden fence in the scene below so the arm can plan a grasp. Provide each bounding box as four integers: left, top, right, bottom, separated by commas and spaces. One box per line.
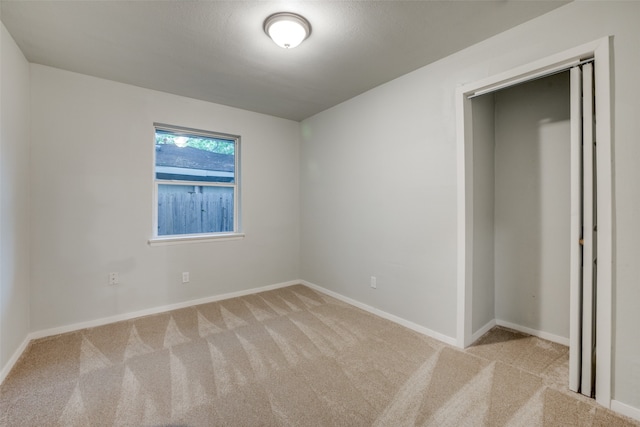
157, 186, 234, 235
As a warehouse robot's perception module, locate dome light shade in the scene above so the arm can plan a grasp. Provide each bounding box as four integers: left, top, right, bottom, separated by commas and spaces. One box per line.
264, 12, 311, 49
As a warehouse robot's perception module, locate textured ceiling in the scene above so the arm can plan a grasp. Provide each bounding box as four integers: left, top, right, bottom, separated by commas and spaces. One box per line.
1, 1, 569, 121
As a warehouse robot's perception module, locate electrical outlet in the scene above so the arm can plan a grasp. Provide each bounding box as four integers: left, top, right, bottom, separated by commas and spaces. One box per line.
108, 272, 119, 285
182, 272, 190, 283
370, 276, 377, 289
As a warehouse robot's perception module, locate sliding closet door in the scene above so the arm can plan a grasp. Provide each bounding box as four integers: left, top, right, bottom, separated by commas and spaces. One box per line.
569, 66, 582, 393
581, 62, 596, 398
569, 62, 596, 397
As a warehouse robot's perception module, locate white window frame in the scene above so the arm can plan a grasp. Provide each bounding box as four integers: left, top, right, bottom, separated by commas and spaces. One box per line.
148, 123, 244, 245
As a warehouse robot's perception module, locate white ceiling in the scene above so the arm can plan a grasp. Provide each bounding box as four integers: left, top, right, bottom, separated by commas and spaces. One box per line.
1, 1, 569, 121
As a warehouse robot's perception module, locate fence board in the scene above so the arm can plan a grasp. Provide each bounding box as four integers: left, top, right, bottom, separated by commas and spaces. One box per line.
157, 186, 233, 235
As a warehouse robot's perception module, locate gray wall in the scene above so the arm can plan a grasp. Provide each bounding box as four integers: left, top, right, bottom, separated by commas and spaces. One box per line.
0, 24, 31, 373
301, 1, 640, 409
29, 65, 301, 331
471, 93, 496, 333
494, 72, 571, 339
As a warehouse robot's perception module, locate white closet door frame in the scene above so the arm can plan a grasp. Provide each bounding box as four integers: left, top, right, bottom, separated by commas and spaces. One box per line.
456, 37, 613, 407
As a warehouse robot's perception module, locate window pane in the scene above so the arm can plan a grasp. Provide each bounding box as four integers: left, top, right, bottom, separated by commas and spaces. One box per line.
157, 184, 234, 235
155, 130, 235, 183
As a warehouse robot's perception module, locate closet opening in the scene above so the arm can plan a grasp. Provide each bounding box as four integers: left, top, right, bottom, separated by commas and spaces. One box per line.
455, 37, 613, 407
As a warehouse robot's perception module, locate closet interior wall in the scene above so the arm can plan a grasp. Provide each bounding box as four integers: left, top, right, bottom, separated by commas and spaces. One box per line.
471, 72, 572, 341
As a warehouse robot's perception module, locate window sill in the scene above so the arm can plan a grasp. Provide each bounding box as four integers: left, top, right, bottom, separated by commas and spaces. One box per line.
148, 232, 245, 246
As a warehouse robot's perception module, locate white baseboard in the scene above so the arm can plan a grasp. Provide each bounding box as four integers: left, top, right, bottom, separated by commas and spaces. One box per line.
30, 280, 300, 340
495, 319, 570, 346
301, 280, 458, 346
611, 400, 640, 422
0, 279, 300, 385
471, 319, 497, 344
0, 335, 31, 385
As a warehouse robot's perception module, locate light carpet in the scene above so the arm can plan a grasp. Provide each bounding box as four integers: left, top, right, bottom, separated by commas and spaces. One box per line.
1, 284, 637, 426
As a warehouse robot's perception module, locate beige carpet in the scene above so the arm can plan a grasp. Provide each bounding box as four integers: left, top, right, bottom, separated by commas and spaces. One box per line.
1, 284, 637, 426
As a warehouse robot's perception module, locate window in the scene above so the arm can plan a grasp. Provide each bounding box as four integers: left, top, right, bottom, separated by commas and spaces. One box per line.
153, 124, 240, 240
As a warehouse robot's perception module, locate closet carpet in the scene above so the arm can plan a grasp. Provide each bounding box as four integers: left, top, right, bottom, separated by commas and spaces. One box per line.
1, 284, 637, 426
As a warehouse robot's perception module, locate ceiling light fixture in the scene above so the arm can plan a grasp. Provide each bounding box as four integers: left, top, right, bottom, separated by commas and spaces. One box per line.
264, 12, 311, 49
